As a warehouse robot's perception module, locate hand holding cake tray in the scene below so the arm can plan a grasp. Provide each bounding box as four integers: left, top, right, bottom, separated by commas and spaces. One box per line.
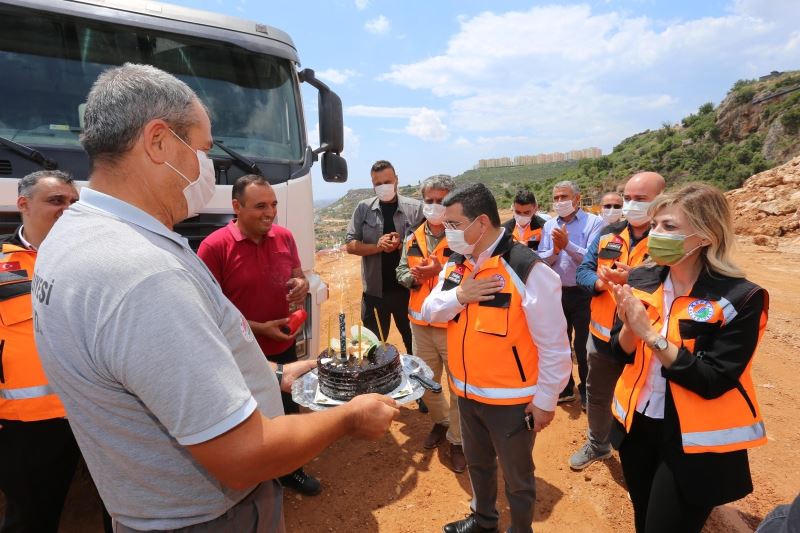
292, 315, 437, 411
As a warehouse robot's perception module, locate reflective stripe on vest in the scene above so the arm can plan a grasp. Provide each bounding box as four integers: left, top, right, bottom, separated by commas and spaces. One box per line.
718, 296, 738, 324
590, 319, 612, 339
682, 420, 766, 449
0, 384, 54, 400
450, 375, 538, 401
408, 307, 425, 322
613, 395, 627, 423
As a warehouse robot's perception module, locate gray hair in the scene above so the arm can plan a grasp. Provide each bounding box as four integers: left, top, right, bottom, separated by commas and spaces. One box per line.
80, 63, 201, 164
420, 174, 456, 196
18, 170, 75, 198
553, 180, 581, 195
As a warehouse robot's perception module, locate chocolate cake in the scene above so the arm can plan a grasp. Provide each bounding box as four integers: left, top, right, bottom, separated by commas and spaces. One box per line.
317, 344, 402, 401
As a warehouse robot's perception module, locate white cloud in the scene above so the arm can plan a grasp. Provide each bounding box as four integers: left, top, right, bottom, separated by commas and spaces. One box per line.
347, 105, 422, 118
364, 15, 390, 35
377, 3, 800, 151
354, 0, 369, 10
405, 109, 448, 141
315, 68, 359, 85
346, 105, 448, 141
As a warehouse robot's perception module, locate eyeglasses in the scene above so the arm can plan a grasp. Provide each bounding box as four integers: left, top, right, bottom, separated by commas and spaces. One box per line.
443, 218, 474, 230
602, 204, 623, 209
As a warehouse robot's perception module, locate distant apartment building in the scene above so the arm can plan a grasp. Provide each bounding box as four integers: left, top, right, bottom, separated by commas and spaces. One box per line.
477, 156, 514, 168
477, 147, 602, 169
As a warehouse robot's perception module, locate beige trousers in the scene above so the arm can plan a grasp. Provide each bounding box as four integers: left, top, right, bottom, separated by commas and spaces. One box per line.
410, 322, 461, 444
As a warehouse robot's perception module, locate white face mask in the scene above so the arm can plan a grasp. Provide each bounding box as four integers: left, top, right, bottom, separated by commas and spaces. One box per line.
445, 217, 482, 256
553, 200, 575, 218
374, 183, 396, 202
601, 207, 623, 225
622, 200, 652, 225
423, 203, 446, 225
164, 129, 216, 218
514, 214, 532, 227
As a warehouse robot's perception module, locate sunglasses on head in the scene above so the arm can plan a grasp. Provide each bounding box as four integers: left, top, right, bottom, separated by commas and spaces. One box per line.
603, 203, 623, 209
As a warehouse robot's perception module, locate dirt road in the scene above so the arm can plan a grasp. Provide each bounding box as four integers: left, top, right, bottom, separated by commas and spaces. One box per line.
4, 238, 796, 532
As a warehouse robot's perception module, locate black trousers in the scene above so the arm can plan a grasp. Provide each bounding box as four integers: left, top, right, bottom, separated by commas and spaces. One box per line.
0, 418, 80, 533
361, 288, 413, 354
619, 412, 714, 533
560, 285, 592, 398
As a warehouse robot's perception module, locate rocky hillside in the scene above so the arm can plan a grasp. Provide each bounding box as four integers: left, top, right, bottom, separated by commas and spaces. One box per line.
726, 154, 800, 248
559, 70, 800, 197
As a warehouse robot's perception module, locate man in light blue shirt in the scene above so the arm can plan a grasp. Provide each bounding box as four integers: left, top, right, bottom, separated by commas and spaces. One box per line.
538, 181, 603, 407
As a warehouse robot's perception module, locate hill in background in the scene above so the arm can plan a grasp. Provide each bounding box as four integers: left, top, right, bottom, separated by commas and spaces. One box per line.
315, 161, 577, 249
316, 70, 800, 250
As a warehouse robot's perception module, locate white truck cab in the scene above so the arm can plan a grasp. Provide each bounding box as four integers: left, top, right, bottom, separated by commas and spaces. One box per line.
0, 0, 348, 359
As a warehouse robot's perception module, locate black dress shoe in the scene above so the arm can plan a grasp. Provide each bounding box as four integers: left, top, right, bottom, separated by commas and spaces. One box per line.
279, 468, 322, 496
442, 514, 498, 533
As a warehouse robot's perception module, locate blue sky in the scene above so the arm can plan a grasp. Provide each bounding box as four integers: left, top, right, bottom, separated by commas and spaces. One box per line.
170, 0, 800, 200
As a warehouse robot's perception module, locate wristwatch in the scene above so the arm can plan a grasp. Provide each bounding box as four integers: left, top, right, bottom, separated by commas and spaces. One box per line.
647, 335, 669, 352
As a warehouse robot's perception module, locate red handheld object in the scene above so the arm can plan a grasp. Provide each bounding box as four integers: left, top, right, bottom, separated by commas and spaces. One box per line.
281, 309, 308, 334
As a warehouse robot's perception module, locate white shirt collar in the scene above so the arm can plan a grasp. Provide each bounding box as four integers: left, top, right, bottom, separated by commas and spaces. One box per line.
17, 225, 34, 250
468, 228, 505, 269
77, 188, 190, 249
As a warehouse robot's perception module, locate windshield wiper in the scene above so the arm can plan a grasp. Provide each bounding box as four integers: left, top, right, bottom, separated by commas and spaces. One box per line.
213, 140, 263, 176
0, 135, 59, 170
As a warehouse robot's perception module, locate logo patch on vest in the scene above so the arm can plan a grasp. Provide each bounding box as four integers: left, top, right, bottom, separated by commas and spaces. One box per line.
447, 264, 466, 285
687, 299, 714, 322
492, 274, 506, 290
604, 242, 623, 253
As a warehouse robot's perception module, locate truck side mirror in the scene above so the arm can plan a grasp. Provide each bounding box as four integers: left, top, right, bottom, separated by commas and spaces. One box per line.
318, 90, 344, 154
298, 69, 344, 155
321, 152, 348, 183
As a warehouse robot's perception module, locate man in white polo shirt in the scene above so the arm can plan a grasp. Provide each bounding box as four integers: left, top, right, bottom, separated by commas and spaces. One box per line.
31, 63, 397, 532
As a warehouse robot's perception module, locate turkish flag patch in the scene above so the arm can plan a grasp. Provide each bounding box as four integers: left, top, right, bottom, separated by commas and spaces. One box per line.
0, 262, 21, 271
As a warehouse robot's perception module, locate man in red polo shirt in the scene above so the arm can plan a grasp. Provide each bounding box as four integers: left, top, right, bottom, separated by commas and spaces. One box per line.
198, 174, 321, 497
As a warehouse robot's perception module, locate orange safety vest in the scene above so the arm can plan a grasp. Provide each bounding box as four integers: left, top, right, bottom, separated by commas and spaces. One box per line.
502, 216, 545, 251
589, 223, 649, 342
442, 233, 542, 405
0, 243, 65, 421
612, 266, 768, 454
406, 224, 451, 327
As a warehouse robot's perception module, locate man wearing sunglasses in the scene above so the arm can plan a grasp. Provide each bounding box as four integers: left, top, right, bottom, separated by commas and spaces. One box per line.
599, 192, 624, 226
568, 171, 665, 471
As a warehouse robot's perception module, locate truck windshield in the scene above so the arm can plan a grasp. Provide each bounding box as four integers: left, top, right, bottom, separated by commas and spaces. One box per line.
0, 4, 304, 163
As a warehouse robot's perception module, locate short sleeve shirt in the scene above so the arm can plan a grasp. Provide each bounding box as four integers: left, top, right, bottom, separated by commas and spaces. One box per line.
198, 221, 301, 356
32, 188, 283, 531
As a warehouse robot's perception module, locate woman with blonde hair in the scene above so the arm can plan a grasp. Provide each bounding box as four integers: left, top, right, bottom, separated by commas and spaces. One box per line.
608, 183, 769, 533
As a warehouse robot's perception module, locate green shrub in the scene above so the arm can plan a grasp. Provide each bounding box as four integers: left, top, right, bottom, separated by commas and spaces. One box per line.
698, 102, 714, 115
781, 108, 800, 133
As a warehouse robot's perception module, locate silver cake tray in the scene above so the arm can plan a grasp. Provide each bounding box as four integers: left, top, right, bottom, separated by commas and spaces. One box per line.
291, 354, 434, 411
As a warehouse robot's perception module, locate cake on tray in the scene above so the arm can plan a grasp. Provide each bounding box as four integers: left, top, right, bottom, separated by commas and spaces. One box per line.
317, 325, 402, 401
